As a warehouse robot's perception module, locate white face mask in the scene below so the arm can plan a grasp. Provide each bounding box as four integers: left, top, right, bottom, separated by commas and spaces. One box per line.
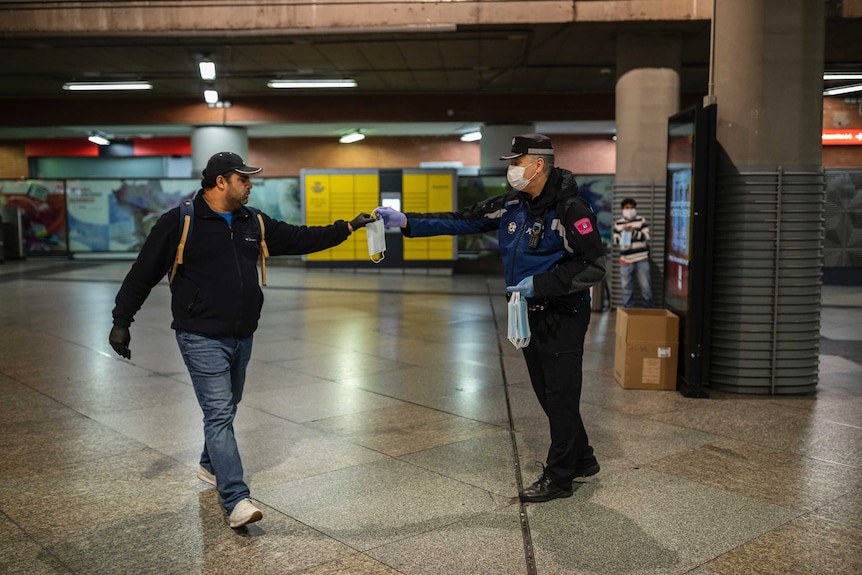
507, 159, 537, 191
366, 218, 386, 263
622, 208, 636, 219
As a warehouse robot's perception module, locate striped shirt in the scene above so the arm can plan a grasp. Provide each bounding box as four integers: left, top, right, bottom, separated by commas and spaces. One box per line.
612, 215, 650, 264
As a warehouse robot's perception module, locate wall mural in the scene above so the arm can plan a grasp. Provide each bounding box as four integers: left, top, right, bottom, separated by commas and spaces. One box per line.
0, 178, 300, 255
455, 174, 615, 254
825, 169, 862, 268
0, 180, 67, 254
4, 172, 856, 271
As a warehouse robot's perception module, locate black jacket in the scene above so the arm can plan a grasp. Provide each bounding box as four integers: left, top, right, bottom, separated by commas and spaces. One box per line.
112, 191, 351, 338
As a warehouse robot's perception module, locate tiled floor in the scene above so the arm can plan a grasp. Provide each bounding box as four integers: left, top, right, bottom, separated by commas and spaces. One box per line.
1, 259, 860, 575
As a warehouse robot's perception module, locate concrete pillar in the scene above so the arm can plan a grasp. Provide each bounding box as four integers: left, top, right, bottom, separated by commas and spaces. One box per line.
479, 123, 534, 172
710, 0, 825, 394
190, 126, 250, 178
611, 33, 681, 309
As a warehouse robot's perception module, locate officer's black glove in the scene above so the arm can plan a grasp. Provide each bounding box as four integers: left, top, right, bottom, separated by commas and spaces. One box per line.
109, 326, 131, 359
349, 212, 375, 231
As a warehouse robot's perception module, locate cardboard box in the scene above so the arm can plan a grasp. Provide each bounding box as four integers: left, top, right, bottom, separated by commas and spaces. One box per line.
613, 308, 680, 390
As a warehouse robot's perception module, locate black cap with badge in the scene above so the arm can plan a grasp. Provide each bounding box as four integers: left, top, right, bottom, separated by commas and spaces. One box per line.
202, 152, 262, 178
499, 133, 555, 160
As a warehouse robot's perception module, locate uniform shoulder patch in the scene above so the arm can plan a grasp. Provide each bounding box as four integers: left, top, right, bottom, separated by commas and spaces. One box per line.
574, 218, 593, 235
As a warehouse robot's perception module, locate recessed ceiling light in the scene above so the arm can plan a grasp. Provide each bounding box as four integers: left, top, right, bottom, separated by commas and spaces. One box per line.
339, 131, 365, 144
199, 60, 216, 81
823, 72, 862, 81
268, 79, 357, 89
88, 134, 110, 145
823, 83, 862, 96
204, 89, 219, 104
63, 81, 152, 91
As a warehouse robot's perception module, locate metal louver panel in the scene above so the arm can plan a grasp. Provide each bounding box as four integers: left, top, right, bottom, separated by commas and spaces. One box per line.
710, 168, 825, 394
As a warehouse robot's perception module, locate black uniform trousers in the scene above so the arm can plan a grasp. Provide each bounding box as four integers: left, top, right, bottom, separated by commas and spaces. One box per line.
521, 295, 594, 489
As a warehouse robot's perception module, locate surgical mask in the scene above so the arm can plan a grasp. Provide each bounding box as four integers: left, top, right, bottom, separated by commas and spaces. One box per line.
507, 160, 537, 191
622, 208, 636, 219
366, 217, 386, 263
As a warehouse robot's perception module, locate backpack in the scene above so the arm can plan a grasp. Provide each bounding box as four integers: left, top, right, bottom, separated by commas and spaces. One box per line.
168, 199, 270, 286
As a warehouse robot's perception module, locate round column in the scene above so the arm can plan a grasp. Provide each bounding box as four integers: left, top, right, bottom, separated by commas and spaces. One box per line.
612, 33, 681, 309
191, 126, 250, 177
710, 0, 825, 394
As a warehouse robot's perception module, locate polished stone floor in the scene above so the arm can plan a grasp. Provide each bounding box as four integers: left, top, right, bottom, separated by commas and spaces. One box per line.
1, 259, 860, 575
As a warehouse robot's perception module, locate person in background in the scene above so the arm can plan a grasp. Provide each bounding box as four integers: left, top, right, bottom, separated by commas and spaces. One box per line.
612, 197, 653, 308
109, 151, 373, 529
375, 134, 606, 503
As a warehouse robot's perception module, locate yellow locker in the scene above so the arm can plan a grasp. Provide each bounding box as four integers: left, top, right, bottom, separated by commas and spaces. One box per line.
304, 170, 381, 263
328, 174, 356, 261
353, 173, 379, 259
402, 171, 455, 261
402, 173, 429, 260
305, 174, 331, 261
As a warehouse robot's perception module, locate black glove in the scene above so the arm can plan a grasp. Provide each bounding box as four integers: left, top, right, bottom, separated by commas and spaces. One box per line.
349, 212, 375, 230
109, 326, 131, 359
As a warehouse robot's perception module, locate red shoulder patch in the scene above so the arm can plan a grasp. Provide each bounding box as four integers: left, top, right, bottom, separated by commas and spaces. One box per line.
574, 218, 593, 235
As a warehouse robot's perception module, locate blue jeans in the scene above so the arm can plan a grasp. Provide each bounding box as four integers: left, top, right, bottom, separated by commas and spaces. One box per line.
620, 259, 653, 308
176, 331, 253, 512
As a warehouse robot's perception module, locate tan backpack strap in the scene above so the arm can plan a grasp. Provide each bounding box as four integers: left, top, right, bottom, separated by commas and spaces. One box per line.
169, 213, 192, 285
256, 212, 269, 286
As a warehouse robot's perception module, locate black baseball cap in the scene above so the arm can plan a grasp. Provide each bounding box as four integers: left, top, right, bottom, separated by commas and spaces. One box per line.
202, 152, 262, 178
499, 133, 555, 160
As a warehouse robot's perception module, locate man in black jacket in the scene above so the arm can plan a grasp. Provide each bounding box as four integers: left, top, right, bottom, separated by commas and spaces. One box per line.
109, 151, 373, 528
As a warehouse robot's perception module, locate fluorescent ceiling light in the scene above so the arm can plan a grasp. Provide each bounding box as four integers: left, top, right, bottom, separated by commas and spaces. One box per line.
88, 134, 110, 146
460, 131, 482, 142
204, 89, 219, 104
823, 83, 862, 96
199, 61, 216, 81
268, 79, 357, 89
339, 131, 365, 144
63, 81, 152, 91
823, 72, 862, 80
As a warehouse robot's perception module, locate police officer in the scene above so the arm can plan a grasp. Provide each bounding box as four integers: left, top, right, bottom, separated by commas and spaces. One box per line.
374, 134, 606, 502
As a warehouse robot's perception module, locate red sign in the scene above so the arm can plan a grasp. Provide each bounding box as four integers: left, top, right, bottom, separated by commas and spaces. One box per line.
822, 129, 862, 145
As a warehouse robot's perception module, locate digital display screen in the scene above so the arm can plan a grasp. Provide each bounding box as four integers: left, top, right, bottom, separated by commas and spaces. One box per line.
666, 167, 691, 308
665, 115, 696, 314
663, 104, 717, 394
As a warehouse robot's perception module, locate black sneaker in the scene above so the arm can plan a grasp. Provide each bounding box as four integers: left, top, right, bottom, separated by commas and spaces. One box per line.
519, 472, 573, 503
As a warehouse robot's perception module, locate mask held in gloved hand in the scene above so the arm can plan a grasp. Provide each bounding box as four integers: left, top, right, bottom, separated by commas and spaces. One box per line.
507, 291, 531, 349
373, 206, 407, 227
366, 217, 386, 263
506, 275, 535, 299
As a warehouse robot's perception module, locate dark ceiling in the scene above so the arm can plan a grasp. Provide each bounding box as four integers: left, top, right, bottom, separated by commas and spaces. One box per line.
0, 17, 859, 140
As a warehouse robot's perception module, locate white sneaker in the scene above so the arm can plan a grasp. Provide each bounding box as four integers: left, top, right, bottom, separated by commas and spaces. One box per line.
196, 466, 216, 487
228, 498, 262, 528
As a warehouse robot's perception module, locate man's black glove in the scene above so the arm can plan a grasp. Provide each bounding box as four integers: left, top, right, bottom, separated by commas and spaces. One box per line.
349, 212, 375, 230
109, 326, 131, 359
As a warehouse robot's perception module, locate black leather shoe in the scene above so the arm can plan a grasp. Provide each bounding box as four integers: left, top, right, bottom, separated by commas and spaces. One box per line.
574, 459, 600, 478
519, 474, 573, 503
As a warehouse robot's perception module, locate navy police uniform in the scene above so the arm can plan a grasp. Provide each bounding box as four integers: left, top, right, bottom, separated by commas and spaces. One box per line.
402, 136, 606, 492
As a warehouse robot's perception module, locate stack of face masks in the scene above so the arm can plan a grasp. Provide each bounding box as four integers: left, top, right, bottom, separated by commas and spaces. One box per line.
507, 291, 531, 349
620, 230, 632, 249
